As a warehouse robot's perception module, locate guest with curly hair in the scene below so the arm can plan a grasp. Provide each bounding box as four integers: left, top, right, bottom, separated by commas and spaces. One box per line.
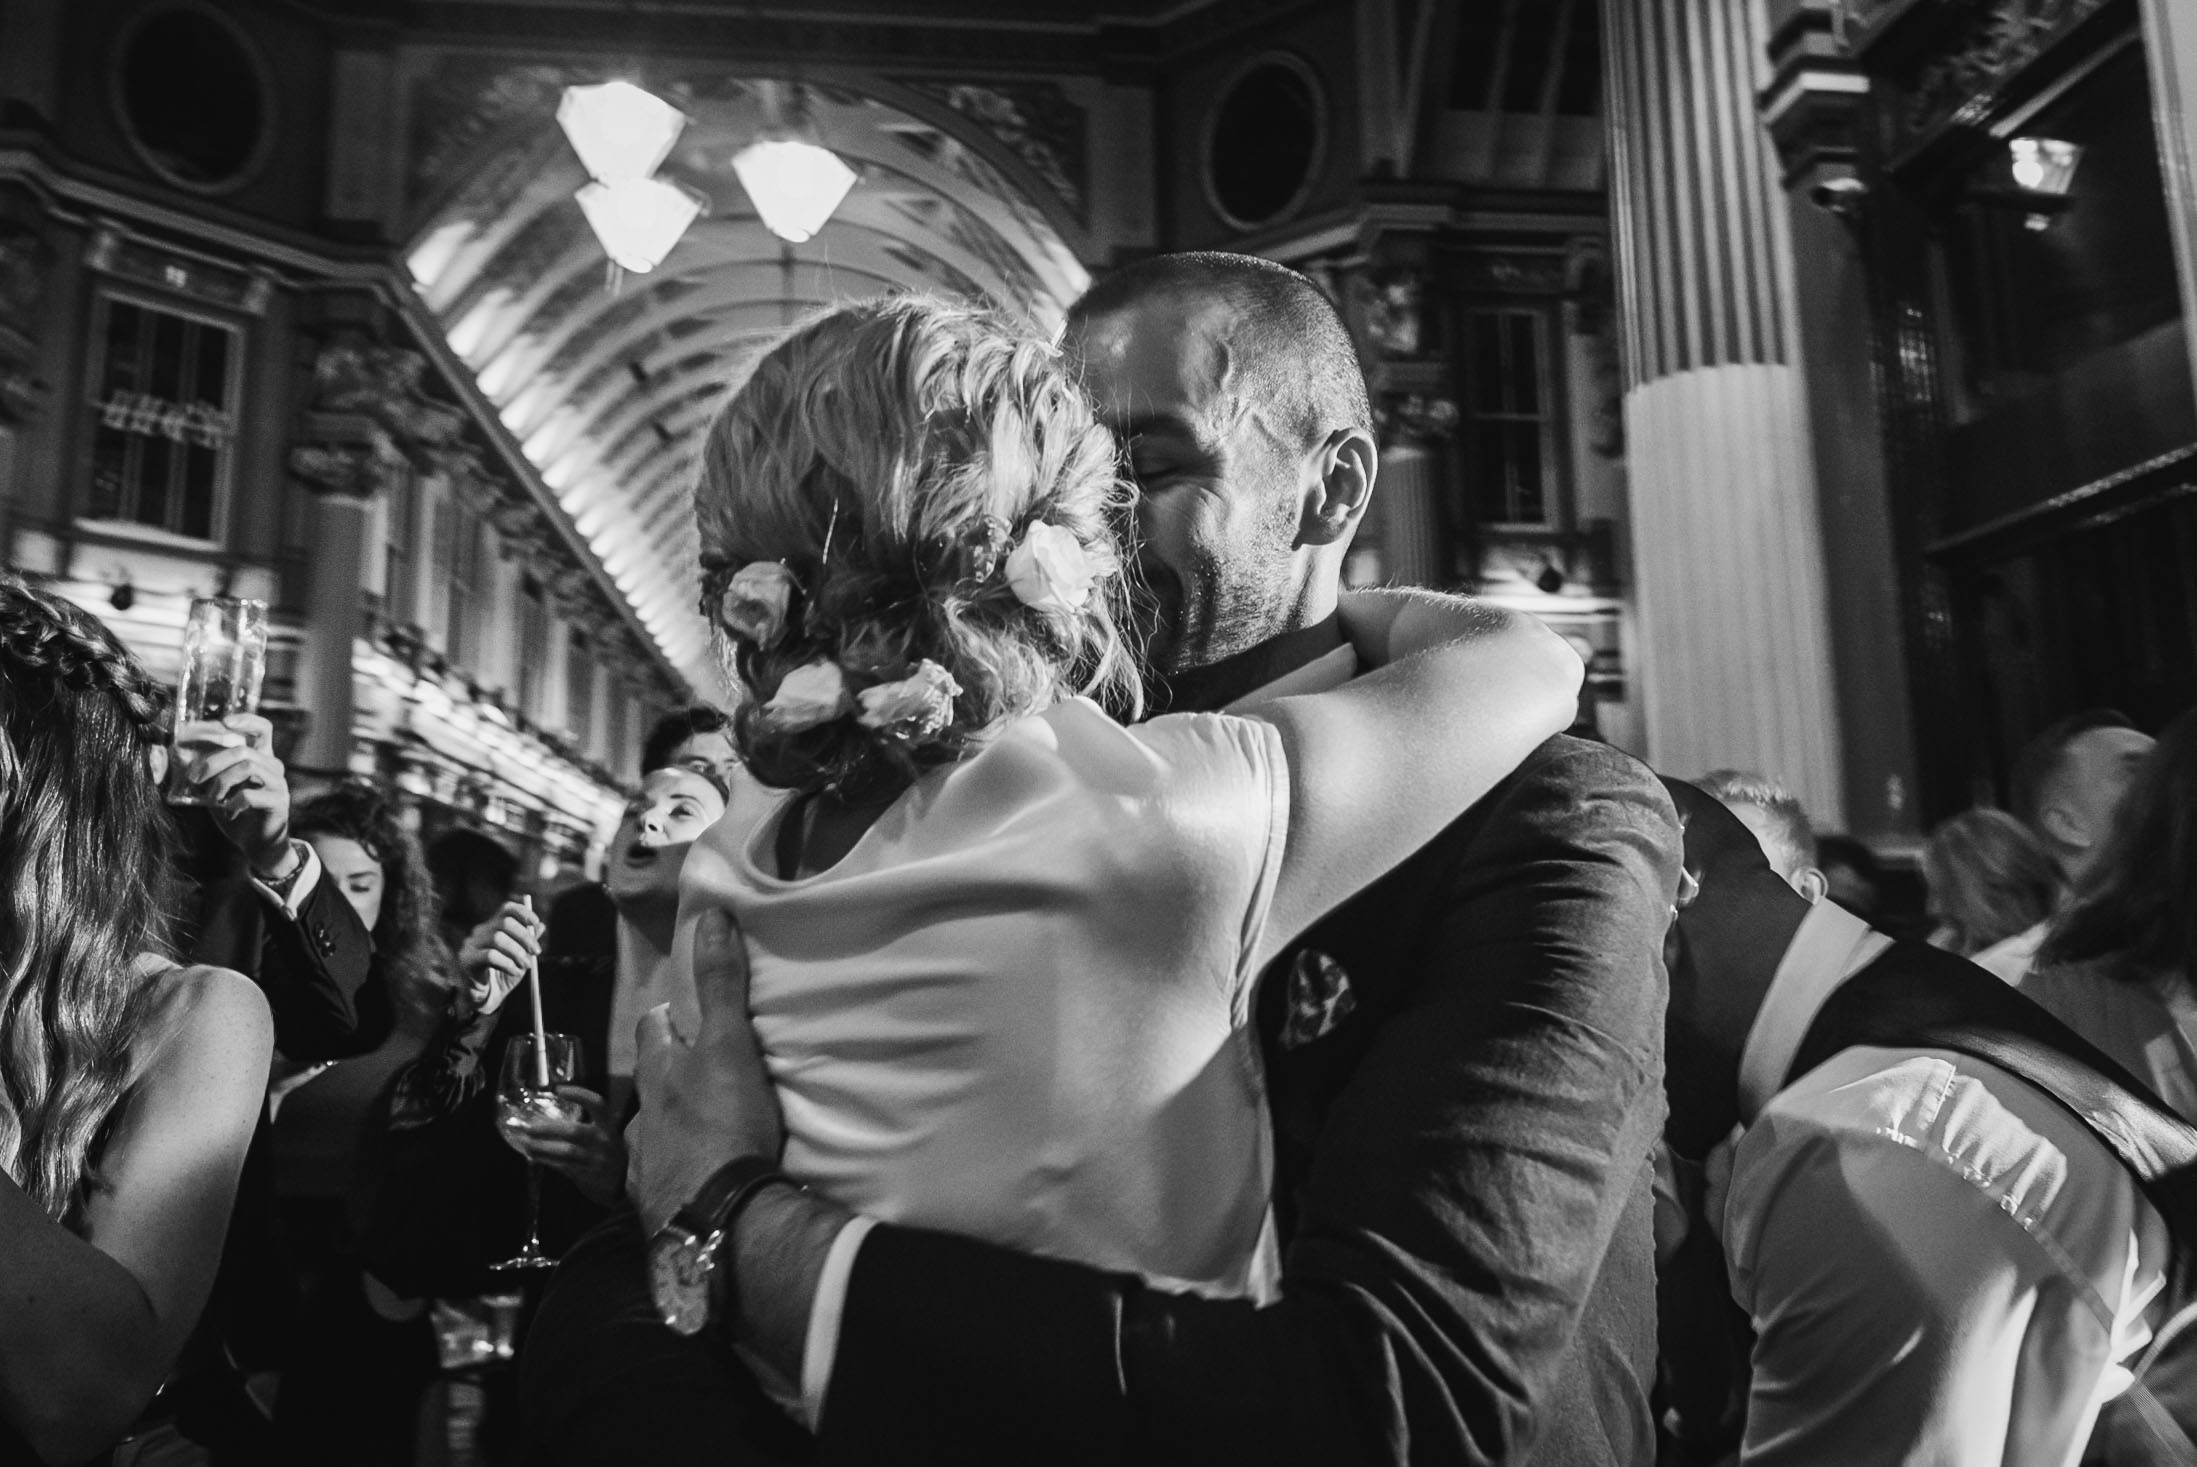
0, 574, 272, 1465
291, 783, 456, 1043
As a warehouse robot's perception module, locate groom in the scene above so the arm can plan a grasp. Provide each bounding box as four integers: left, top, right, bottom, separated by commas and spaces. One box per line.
522, 253, 1681, 1466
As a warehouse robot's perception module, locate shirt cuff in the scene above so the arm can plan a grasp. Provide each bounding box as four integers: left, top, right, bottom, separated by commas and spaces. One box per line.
249, 840, 322, 920
799, 1214, 878, 1432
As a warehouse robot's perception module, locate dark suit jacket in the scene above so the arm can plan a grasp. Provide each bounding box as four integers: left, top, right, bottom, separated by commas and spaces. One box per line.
816, 734, 1678, 1467
193, 867, 383, 1062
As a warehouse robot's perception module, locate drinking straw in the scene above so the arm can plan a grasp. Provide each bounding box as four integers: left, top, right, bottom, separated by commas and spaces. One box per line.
521, 895, 550, 1089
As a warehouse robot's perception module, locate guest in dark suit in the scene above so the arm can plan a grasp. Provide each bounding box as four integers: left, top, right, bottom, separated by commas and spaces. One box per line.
522, 253, 1679, 1467
184, 719, 379, 1061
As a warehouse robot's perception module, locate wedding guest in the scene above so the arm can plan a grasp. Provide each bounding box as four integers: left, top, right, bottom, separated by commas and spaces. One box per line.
0, 576, 272, 1465
527, 257, 1674, 1467
354, 764, 730, 1297
1990, 709, 2155, 986
164, 721, 382, 1458
1699, 769, 1825, 901
1919, 808, 2062, 976
544, 704, 739, 1002
2022, 710, 2197, 1119
2011, 709, 2156, 891
270, 784, 460, 1466
1660, 778, 2183, 1466
642, 704, 739, 786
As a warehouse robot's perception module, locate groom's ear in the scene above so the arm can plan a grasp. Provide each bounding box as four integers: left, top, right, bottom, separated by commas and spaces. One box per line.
1298, 427, 1376, 548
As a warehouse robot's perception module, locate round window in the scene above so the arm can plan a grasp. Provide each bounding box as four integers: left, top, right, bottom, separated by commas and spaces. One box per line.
1204, 55, 1326, 231
113, 4, 272, 194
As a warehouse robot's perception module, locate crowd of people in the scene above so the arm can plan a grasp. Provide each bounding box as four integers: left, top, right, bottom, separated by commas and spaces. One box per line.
1, 250, 2193, 1467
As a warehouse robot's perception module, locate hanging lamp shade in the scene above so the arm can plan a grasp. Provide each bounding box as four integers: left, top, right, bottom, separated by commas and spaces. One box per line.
731, 137, 858, 244
574, 177, 707, 273
558, 81, 689, 183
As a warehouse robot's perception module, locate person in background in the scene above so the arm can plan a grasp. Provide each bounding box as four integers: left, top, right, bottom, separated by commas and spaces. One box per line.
548, 704, 738, 982
1698, 769, 1825, 902
0, 576, 273, 1466
269, 784, 461, 1466
2019, 709, 2197, 1461
2012, 709, 2157, 890
1990, 710, 2158, 985
356, 764, 732, 1289
641, 704, 739, 787
328, 766, 727, 1467
1919, 808, 2063, 978
1659, 778, 2181, 1467
2022, 710, 2197, 1119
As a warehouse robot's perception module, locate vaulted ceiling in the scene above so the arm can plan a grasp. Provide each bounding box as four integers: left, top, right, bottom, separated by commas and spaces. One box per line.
402, 68, 1091, 695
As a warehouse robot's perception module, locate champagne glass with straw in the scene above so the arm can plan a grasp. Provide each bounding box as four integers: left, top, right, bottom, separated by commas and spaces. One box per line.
491, 896, 576, 1271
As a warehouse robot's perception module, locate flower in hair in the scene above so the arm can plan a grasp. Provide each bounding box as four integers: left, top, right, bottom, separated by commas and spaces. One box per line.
1004, 522, 1095, 616
719, 562, 800, 649
763, 660, 851, 732
856, 660, 962, 739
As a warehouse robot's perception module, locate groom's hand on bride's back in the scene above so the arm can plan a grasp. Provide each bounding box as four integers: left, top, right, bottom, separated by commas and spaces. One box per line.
628, 908, 784, 1232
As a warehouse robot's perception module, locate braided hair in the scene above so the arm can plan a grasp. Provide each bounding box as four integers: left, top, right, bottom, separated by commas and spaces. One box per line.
0, 574, 181, 1224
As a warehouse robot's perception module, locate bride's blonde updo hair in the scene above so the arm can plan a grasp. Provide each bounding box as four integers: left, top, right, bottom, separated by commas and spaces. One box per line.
694, 295, 1143, 797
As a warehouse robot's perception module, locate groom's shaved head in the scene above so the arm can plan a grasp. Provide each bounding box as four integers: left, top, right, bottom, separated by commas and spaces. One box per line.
1061, 251, 1377, 676
1066, 252, 1370, 450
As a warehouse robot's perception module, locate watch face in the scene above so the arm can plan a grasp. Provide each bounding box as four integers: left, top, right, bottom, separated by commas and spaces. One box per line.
647, 1226, 712, 1336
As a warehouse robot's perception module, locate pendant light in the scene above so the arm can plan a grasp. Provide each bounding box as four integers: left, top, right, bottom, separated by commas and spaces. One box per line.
574, 176, 708, 274
557, 80, 689, 184
732, 82, 858, 244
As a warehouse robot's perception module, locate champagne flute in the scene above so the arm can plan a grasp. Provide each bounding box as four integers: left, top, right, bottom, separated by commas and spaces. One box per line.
167, 596, 268, 805
491, 1032, 582, 1272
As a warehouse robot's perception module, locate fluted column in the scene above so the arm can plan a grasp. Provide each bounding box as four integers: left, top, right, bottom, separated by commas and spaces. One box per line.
1603, 0, 1844, 826
1378, 396, 1458, 588
2142, 0, 2197, 407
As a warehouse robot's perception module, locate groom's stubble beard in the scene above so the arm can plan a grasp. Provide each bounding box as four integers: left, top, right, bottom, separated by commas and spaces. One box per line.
1145, 488, 1312, 680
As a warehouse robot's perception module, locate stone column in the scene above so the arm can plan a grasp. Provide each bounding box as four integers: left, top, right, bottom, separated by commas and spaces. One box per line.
1602, 0, 1845, 825
1377, 398, 1458, 588
289, 440, 403, 775
2142, 0, 2197, 407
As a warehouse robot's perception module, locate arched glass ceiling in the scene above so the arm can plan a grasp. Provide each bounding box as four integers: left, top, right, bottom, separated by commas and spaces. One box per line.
404, 75, 1090, 696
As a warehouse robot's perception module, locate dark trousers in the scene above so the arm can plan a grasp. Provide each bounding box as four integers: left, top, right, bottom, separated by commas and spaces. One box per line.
518, 1213, 813, 1467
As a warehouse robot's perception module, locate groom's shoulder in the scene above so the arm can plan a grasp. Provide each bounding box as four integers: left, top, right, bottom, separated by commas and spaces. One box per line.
1325, 734, 1672, 929
1444, 734, 1674, 849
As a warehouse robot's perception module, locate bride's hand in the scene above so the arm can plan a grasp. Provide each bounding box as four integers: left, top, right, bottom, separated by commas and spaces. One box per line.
629, 909, 784, 1233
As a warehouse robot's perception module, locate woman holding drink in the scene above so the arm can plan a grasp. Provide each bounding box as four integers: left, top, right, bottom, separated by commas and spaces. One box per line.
353, 763, 730, 1293
0, 575, 273, 1465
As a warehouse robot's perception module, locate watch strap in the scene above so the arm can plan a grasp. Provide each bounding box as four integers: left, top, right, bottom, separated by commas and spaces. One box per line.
673, 1153, 786, 1239
672, 1155, 791, 1341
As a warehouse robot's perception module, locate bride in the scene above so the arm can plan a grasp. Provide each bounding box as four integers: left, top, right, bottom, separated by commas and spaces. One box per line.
0, 577, 271, 1464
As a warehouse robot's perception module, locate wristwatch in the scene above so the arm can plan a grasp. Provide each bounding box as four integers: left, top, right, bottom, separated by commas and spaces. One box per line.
646, 1155, 788, 1337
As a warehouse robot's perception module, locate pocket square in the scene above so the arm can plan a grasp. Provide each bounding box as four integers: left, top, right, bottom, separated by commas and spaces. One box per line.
1280, 949, 1356, 1051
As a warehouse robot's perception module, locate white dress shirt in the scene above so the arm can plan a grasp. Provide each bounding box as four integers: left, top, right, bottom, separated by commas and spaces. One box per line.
1722, 901, 2168, 1465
